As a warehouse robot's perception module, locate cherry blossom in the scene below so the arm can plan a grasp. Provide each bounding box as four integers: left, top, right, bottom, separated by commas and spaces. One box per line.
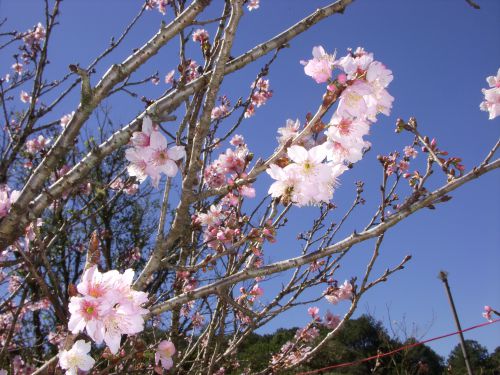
480, 67, 500, 120
126, 117, 185, 187
247, 0, 260, 11
277, 118, 300, 145
323, 310, 341, 329
192, 29, 209, 43
20, 90, 32, 103
67, 266, 149, 354
146, 0, 168, 15
482, 305, 493, 321
12, 62, 23, 74
245, 78, 273, 118
0, 185, 20, 219
403, 145, 418, 159
165, 69, 175, 84
336, 47, 373, 80
25, 135, 51, 155
307, 306, 319, 318
60, 111, 75, 129
131, 116, 155, 148
155, 340, 176, 370
58, 340, 95, 375
23, 22, 46, 49
324, 280, 353, 304
301, 46, 335, 84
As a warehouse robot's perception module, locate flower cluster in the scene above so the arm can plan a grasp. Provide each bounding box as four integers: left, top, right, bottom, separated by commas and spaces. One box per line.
67, 265, 149, 355
192, 195, 243, 251
203, 135, 254, 189
146, 0, 169, 15
25, 135, 51, 155
247, 0, 260, 11
179, 59, 201, 82
23, 22, 46, 50
245, 78, 273, 118
324, 280, 353, 304
60, 111, 75, 129
268, 145, 347, 206
192, 29, 209, 44
0, 185, 20, 219
267, 47, 394, 206
126, 116, 186, 187
276, 118, 301, 145
483, 305, 493, 321
109, 177, 139, 195
271, 306, 340, 370
211, 96, 231, 120
480, 67, 500, 120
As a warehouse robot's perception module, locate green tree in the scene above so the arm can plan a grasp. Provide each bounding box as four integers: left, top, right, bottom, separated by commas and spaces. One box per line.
447, 340, 496, 374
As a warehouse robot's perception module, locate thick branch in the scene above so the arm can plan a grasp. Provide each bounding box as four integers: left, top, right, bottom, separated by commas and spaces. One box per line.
1, 0, 354, 251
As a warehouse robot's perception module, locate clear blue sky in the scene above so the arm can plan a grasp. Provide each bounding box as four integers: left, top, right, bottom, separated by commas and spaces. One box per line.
1, 0, 499, 359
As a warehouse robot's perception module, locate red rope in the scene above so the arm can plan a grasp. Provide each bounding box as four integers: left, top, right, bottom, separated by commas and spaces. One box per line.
297, 318, 500, 375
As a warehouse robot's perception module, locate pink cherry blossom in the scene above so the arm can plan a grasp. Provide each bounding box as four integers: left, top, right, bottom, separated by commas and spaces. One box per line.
165, 69, 175, 84
12, 62, 23, 74
126, 148, 158, 185
324, 130, 368, 164
146, 0, 168, 15
327, 113, 370, 145
336, 48, 373, 80
198, 205, 223, 227
277, 119, 300, 145
67, 296, 108, 343
60, 111, 75, 129
307, 306, 319, 318
0, 186, 20, 219
20, 90, 32, 103
267, 164, 302, 203
247, 0, 260, 11
68, 266, 149, 353
480, 78, 500, 119
482, 305, 493, 321
336, 80, 375, 119
147, 132, 186, 178
192, 29, 209, 43
404, 146, 418, 159
323, 310, 341, 329
155, 340, 176, 370
25, 135, 51, 155
301, 46, 335, 84
230, 134, 245, 147
486, 68, 500, 88
131, 116, 155, 148
325, 280, 353, 304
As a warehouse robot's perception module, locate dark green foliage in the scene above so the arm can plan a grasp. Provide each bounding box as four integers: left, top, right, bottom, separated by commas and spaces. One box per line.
235, 315, 447, 374
447, 340, 500, 375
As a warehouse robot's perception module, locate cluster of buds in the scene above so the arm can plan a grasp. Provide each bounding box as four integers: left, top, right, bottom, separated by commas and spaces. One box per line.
245, 78, 273, 118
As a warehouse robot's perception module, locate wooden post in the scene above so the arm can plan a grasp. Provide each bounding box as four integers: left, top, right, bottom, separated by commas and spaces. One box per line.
438, 270, 474, 375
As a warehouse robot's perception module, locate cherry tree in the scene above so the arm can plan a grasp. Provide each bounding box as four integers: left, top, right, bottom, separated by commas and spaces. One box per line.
0, 0, 498, 374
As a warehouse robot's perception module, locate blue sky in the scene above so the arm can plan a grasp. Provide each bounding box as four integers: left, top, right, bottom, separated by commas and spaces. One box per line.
1, 0, 499, 359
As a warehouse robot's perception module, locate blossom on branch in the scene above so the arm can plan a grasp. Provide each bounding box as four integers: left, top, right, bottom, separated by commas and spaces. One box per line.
58, 340, 95, 375
480, 67, 500, 120
126, 116, 186, 187
301, 46, 336, 84
67, 266, 149, 354
155, 340, 176, 370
